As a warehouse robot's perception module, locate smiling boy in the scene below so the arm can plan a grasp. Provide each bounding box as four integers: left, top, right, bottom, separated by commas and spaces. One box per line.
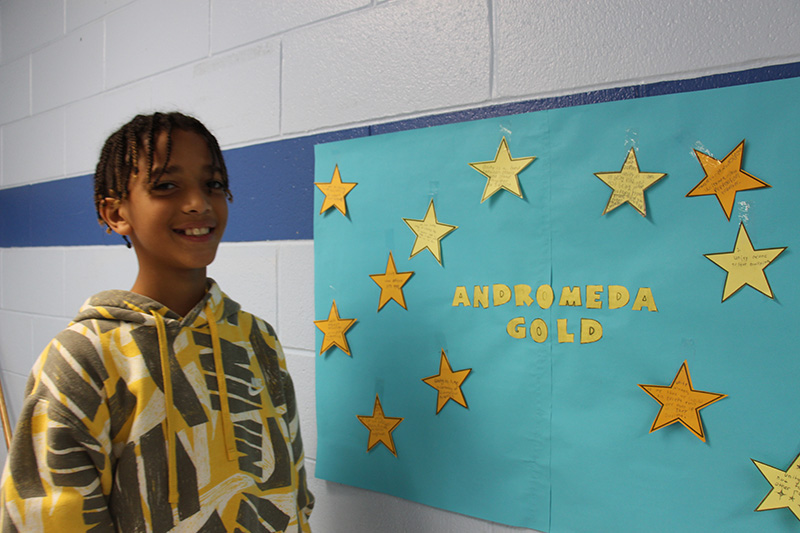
1, 113, 314, 532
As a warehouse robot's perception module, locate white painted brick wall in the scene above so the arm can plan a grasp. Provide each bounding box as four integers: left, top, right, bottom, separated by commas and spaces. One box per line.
32, 20, 104, 113
210, 0, 370, 54
105, 0, 210, 89
281, 0, 492, 133
0, 56, 29, 124
1, 1, 800, 531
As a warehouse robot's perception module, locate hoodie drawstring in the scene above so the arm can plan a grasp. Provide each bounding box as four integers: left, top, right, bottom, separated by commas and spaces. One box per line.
153, 311, 179, 505
205, 302, 236, 462
153, 303, 236, 507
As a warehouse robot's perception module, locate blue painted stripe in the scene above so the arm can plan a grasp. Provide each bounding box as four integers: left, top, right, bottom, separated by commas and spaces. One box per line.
3, 61, 800, 247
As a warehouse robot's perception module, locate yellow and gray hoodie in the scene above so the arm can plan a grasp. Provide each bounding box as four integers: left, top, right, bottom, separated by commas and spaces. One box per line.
1, 280, 313, 532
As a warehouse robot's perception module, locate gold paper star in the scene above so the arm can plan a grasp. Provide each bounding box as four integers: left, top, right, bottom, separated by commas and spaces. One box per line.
686, 140, 770, 220
422, 349, 472, 414
704, 223, 786, 302
469, 137, 536, 202
357, 395, 404, 456
369, 252, 414, 311
639, 361, 726, 442
313, 300, 357, 356
315, 164, 357, 215
402, 200, 457, 265
752, 452, 800, 520
594, 148, 666, 216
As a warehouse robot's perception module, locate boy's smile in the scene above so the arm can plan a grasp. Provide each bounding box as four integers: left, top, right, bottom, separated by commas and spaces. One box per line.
106, 128, 229, 283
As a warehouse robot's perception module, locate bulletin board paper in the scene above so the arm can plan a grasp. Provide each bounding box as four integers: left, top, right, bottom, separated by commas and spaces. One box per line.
313, 76, 800, 531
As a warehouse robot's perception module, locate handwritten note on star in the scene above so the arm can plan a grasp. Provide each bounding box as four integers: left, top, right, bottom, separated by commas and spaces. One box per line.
314, 300, 357, 356
469, 137, 536, 202
686, 140, 770, 220
422, 349, 472, 414
403, 200, 457, 265
315, 164, 358, 215
594, 148, 666, 216
752, 453, 800, 520
638, 361, 726, 442
357, 395, 404, 456
704, 223, 786, 302
369, 252, 414, 311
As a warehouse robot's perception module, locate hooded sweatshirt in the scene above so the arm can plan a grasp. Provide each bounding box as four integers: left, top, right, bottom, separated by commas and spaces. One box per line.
1, 280, 313, 532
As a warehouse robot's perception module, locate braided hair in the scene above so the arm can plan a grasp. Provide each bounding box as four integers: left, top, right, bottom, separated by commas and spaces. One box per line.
94, 112, 232, 232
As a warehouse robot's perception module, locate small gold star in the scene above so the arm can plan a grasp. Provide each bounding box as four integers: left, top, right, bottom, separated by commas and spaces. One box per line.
357, 395, 404, 456
686, 140, 770, 220
422, 349, 472, 414
315, 164, 357, 215
402, 200, 457, 265
594, 148, 666, 216
639, 361, 726, 442
752, 453, 800, 520
313, 300, 357, 356
704, 223, 786, 302
469, 137, 536, 202
369, 252, 414, 311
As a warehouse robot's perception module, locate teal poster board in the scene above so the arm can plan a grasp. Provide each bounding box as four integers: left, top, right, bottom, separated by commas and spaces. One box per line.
313, 76, 800, 531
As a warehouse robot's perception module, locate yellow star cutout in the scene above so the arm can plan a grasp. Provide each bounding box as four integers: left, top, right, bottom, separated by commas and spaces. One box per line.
594, 148, 666, 216
686, 140, 770, 220
752, 452, 800, 520
357, 395, 404, 456
402, 200, 457, 265
422, 349, 472, 414
469, 137, 536, 202
315, 164, 357, 215
313, 300, 357, 356
638, 361, 726, 442
369, 252, 414, 311
704, 223, 786, 302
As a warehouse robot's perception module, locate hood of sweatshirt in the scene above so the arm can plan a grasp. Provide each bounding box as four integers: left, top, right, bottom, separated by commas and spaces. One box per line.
70, 279, 239, 504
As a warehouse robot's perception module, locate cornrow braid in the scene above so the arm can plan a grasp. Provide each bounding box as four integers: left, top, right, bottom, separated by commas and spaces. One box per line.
93, 112, 232, 229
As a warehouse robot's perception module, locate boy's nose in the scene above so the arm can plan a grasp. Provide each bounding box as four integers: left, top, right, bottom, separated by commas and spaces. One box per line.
184, 186, 211, 213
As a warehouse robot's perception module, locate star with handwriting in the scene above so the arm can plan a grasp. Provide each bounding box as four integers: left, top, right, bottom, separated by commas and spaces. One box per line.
422, 349, 472, 414
594, 148, 666, 216
752, 453, 800, 520
369, 252, 414, 311
638, 361, 726, 442
315, 164, 357, 215
402, 200, 457, 265
357, 395, 404, 456
686, 140, 770, 220
469, 137, 536, 202
313, 300, 357, 356
704, 223, 786, 302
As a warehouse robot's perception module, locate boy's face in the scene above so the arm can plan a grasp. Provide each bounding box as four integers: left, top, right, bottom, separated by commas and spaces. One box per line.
108, 128, 228, 277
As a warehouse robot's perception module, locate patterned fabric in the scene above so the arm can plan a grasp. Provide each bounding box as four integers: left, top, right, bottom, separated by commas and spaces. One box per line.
1, 281, 313, 532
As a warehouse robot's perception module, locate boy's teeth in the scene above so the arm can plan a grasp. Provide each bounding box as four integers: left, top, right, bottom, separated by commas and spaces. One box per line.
184, 227, 210, 236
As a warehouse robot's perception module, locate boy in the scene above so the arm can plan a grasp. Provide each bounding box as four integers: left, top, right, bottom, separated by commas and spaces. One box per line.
1, 113, 314, 532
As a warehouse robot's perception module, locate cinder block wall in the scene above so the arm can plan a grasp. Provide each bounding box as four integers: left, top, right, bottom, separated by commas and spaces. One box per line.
1, 1, 799, 531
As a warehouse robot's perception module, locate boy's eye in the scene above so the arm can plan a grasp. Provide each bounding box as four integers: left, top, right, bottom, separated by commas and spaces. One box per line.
151, 181, 176, 192
207, 180, 225, 191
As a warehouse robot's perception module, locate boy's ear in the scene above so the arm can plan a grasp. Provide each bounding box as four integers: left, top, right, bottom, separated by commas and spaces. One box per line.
99, 197, 132, 236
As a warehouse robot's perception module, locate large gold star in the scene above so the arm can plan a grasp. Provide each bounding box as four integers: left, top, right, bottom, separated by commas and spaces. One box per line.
357, 395, 404, 456
469, 137, 536, 202
704, 223, 786, 302
369, 252, 414, 311
402, 200, 457, 265
752, 452, 800, 520
594, 148, 666, 216
686, 140, 770, 220
422, 349, 472, 414
315, 164, 357, 215
313, 300, 357, 356
638, 361, 726, 442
